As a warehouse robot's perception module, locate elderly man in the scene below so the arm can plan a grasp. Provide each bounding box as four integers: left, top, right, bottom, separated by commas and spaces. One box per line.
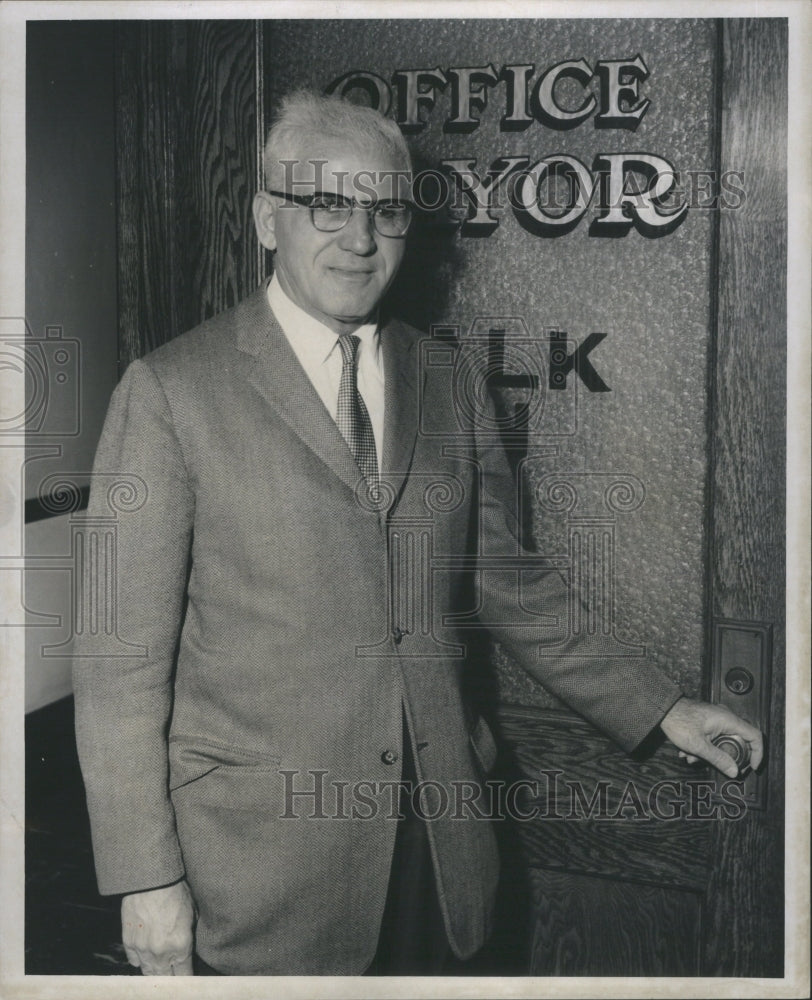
73, 90, 763, 977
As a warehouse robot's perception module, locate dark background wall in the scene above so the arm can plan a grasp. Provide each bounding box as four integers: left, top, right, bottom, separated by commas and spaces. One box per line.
25, 21, 118, 500
25, 22, 117, 711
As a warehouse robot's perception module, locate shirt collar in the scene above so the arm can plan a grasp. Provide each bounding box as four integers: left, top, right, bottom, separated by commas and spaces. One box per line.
267, 273, 379, 366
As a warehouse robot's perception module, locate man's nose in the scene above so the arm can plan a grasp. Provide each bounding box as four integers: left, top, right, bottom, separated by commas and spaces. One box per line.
337, 205, 377, 254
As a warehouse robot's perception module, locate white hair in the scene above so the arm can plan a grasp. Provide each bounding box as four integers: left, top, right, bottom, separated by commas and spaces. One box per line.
262, 89, 412, 191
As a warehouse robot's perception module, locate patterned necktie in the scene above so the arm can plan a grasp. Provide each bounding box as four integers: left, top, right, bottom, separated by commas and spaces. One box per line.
336, 334, 379, 492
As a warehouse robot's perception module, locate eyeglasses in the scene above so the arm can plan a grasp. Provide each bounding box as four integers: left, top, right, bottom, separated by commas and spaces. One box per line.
266, 190, 413, 238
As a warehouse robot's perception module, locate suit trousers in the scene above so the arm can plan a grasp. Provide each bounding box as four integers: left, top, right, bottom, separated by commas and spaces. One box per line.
363, 718, 450, 975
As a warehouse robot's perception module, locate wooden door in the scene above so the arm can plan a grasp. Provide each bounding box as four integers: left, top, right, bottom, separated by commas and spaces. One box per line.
494, 21, 786, 976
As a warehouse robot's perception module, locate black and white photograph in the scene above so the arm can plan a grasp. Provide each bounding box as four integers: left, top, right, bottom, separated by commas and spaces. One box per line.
1, 1, 809, 997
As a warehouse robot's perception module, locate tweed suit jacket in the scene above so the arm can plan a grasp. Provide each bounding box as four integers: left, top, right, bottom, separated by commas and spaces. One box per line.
73, 280, 683, 974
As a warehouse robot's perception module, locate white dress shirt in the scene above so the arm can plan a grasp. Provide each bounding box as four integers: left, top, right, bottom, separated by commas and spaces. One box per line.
267, 274, 385, 462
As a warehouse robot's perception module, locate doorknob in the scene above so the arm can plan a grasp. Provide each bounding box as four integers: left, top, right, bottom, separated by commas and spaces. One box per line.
712, 733, 751, 773
710, 618, 771, 808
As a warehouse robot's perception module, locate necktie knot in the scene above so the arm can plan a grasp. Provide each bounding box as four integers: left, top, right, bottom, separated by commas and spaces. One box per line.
337, 333, 360, 368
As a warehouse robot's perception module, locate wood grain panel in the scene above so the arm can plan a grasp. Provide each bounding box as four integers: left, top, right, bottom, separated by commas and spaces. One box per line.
702, 18, 787, 977
116, 22, 181, 369
116, 21, 261, 366
497, 704, 712, 891
528, 869, 701, 976
183, 20, 262, 321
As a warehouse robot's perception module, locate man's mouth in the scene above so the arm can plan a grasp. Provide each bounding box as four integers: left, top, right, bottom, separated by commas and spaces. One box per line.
329, 266, 374, 278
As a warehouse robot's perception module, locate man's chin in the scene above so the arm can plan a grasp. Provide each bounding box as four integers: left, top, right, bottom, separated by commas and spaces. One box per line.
321, 300, 379, 330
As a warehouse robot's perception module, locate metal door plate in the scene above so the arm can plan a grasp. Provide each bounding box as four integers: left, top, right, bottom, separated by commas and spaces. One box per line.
710, 618, 772, 809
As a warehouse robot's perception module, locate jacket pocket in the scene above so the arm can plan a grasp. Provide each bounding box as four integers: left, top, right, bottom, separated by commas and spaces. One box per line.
168, 736, 281, 792
469, 715, 498, 777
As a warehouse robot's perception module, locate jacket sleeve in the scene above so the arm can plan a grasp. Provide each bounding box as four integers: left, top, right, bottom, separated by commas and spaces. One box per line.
72, 358, 194, 895
473, 423, 683, 753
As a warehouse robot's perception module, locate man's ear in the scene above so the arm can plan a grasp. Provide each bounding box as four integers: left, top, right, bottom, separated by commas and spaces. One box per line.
253, 191, 279, 251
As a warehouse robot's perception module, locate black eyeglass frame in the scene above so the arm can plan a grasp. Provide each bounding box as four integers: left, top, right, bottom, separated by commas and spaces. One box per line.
266, 189, 414, 237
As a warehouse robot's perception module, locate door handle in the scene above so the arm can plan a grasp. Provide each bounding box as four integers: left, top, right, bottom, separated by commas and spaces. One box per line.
712, 733, 751, 774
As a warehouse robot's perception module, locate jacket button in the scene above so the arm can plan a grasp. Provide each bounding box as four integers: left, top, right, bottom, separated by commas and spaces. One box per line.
381, 749, 398, 765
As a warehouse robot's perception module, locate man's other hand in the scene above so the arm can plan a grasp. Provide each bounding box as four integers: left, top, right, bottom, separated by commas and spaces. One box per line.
121, 879, 196, 975
660, 697, 764, 778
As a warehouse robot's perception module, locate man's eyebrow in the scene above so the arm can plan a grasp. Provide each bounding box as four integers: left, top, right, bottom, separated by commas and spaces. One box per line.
312, 190, 411, 207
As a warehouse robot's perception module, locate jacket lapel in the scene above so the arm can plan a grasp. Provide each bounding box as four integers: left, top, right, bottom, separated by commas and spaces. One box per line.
234, 283, 363, 495
380, 316, 422, 504
234, 286, 423, 503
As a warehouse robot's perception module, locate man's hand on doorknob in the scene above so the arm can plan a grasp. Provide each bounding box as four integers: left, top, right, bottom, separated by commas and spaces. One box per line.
659, 696, 764, 778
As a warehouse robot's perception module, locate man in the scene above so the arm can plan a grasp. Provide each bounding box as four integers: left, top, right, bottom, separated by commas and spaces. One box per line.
73, 90, 763, 977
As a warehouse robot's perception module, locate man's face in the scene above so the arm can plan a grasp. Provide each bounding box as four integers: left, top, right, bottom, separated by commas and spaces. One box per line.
255, 142, 409, 334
